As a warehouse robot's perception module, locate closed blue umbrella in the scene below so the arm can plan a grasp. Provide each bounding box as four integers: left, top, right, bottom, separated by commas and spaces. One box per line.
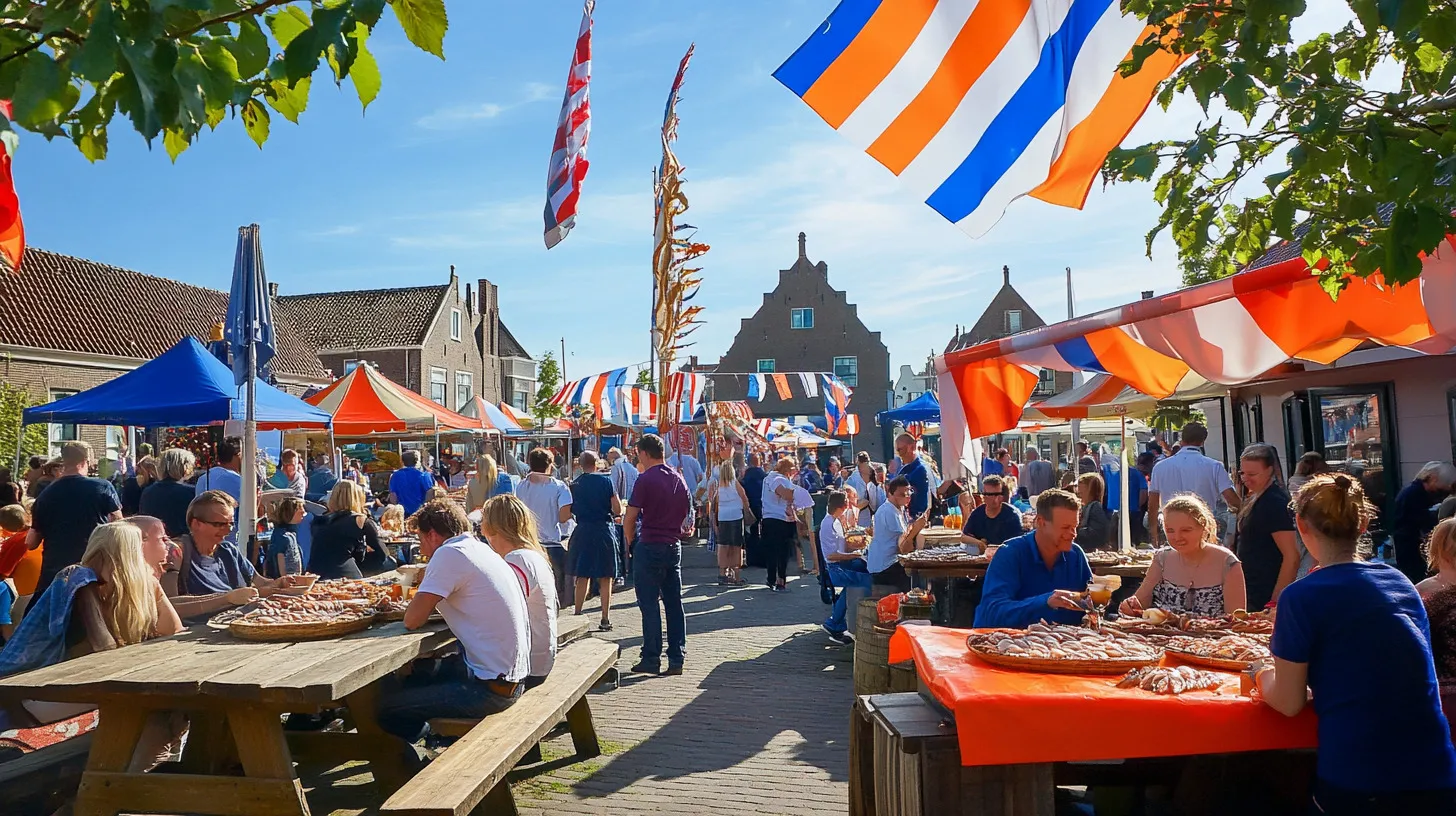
224, 224, 276, 560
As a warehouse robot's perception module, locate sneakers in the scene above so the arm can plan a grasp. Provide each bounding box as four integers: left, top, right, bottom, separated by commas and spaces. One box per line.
822, 624, 854, 646
630, 661, 661, 675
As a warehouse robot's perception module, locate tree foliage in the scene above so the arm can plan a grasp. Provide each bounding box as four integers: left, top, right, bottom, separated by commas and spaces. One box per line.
1143, 402, 1208, 436
0, 381, 49, 468
1106, 0, 1456, 290
0, 0, 449, 162
634, 367, 654, 392
533, 350, 562, 427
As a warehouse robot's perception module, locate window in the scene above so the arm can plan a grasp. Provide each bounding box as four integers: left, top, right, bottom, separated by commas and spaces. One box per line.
756, 359, 776, 373
455, 371, 473, 412
833, 356, 858, 388
513, 390, 531, 412
1005, 309, 1023, 334
450, 308, 462, 341
47, 389, 78, 457
790, 308, 814, 329
343, 359, 360, 374
429, 367, 447, 406
908, 391, 921, 402
1033, 368, 1055, 395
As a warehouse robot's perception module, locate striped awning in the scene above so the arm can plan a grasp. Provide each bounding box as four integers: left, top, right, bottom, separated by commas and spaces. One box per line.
937, 238, 1456, 438
306, 365, 481, 436
1024, 372, 1227, 421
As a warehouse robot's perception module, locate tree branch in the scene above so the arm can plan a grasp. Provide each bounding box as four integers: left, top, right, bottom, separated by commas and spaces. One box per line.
170, 0, 296, 39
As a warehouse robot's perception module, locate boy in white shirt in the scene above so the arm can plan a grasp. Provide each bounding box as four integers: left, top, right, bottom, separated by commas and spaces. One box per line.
380, 499, 530, 759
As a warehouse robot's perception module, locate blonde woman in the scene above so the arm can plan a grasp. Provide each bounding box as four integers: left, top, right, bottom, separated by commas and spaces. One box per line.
481, 495, 561, 679
708, 461, 750, 586
1417, 519, 1456, 599
1119, 494, 1246, 617
308, 481, 383, 579
121, 454, 159, 516
1075, 472, 1113, 550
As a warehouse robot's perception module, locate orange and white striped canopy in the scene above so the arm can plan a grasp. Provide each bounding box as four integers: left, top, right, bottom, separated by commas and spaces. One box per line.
306, 365, 481, 436
937, 237, 1456, 438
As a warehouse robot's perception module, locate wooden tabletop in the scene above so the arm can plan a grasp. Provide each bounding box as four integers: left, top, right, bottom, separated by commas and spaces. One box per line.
0, 620, 452, 707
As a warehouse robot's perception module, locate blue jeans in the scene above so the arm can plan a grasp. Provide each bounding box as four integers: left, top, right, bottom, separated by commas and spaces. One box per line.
375, 654, 521, 742
634, 541, 686, 669
824, 560, 873, 634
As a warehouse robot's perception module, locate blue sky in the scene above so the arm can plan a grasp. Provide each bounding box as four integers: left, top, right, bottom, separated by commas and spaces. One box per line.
15, 0, 1309, 385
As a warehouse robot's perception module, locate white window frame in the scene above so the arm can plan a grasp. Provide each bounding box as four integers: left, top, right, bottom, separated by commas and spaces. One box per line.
47, 389, 79, 457
1006, 309, 1023, 334
450, 308, 462, 342
790, 308, 814, 330
429, 367, 448, 406
343, 359, 360, 374
833, 356, 859, 388
455, 371, 473, 412
756, 359, 776, 373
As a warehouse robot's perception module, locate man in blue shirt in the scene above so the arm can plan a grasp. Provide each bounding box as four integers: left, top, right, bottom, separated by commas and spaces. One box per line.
893, 433, 930, 517
974, 489, 1093, 628
1102, 461, 1147, 529
389, 449, 436, 518
960, 475, 1022, 553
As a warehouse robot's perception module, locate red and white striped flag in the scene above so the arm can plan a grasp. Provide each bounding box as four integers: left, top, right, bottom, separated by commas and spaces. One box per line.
543, 0, 594, 249
0, 99, 24, 270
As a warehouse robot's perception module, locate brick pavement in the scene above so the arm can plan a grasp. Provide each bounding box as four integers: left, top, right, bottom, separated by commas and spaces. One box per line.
513, 542, 853, 816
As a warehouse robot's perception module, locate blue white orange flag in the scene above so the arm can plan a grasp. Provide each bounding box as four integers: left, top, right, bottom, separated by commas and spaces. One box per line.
550, 367, 627, 409
666, 372, 706, 421
773, 0, 1186, 237
821, 374, 854, 435
543, 0, 594, 249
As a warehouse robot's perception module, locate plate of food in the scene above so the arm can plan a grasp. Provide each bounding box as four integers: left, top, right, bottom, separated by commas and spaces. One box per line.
1162, 634, 1270, 670
965, 622, 1163, 674
1114, 665, 1225, 695
274, 573, 320, 596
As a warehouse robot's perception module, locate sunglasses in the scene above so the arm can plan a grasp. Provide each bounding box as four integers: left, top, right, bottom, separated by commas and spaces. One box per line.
983, 492, 1005, 498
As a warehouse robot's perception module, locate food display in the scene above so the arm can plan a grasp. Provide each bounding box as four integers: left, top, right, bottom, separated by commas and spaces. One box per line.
213, 578, 408, 640
965, 622, 1162, 674
900, 545, 995, 568
1115, 665, 1225, 695
1162, 634, 1271, 670
1109, 609, 1274, 639
844, 526, 869, 548
1084, 550, 1155, 568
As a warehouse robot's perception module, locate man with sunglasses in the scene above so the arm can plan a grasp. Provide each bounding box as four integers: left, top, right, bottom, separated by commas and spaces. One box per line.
175, 491, 296, 599
960, 475, 1022, 554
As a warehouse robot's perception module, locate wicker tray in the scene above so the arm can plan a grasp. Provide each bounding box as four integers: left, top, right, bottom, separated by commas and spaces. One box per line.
228, 615, 375, 642
1163, 648, 1261, 671
967, 645, 1162, 675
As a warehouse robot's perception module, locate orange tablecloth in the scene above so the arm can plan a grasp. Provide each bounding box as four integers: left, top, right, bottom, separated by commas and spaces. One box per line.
888, 625, 1318, 766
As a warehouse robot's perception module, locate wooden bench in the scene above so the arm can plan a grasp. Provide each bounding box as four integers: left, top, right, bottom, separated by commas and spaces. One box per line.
380, 637, 620, 816
0, 732, 94, 814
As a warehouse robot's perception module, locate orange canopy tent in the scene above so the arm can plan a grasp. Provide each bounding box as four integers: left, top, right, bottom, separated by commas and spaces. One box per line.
305, 364, 481, 436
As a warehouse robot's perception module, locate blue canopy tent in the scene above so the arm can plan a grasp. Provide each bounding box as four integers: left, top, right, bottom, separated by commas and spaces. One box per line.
23, 337, 331, 430
877, 391, 941, 425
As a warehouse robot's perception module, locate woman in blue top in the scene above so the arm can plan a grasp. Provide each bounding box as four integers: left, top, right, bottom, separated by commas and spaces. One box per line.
1254, 473, 1456, 814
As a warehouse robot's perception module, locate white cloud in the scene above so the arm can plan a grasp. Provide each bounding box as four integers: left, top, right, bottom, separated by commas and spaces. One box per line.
414, 82, 555, 130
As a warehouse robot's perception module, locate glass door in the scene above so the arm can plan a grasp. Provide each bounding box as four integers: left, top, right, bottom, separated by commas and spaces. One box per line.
1310, 385, 1398, 532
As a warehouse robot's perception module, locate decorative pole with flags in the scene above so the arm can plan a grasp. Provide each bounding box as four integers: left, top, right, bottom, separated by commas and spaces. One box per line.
543, 0, 594, 248
225, 225, 276, 564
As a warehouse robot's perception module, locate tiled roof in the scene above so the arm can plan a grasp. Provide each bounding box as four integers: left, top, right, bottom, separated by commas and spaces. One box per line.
0, 248, 329, 382
1246, 202, 1399, 271
498, 321, 531, 359
944, 281, 1046, 352
276, 284, 448, 350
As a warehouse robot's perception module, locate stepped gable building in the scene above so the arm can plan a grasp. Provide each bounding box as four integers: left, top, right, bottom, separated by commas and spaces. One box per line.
714, 233, 891, 461
0, 248, 331, 457
278, 268, 536, 414
944, 265, 1072, 399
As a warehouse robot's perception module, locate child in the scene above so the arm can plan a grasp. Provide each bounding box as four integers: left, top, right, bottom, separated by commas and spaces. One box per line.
0, 502, 41, 632
1417, 518, 1456, 599
480, 495, 560, 685
265, 497, 306, 579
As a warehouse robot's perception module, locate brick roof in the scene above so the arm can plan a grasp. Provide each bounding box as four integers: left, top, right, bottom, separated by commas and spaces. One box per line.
944, 274, 1047, 353
276, 284, 448, 350
0, 248, 329, 382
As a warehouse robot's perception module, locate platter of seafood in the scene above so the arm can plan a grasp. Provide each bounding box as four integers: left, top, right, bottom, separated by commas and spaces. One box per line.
900, 545, 997, 568
1114, 665, 1225, 695
1108, 609, 1274, 639
1160, 634, 1271, 670
210, 579, 409, 640
965, 622, 1163, 674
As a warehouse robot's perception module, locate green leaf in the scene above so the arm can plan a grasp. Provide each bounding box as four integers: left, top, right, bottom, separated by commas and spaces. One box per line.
391, 0, 448, 59
116, 41, 170, 140
1413, 41, 1447, 73
77, 130, 107, 162
267, 6, 312, 49
353, 0, 389, 27
74, 1, 120, 83
1378, 0, 1429, 37
232, 17, 271, 77
241, 97, 269, 147
265, 77, 311, 123
163, 126, 190, 161
11, 52, 72, 127
348, 25, 381, 108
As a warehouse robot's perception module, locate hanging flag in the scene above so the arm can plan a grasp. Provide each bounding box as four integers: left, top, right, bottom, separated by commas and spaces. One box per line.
666, 372, 706, 419
797, 372, 819, 398
747, 374, 764, 401
0, 100, 24, 270
834, 414, 861, 436
771, 373, 792, 400
773, 1, 1188, 238
821, 373, 854, 436
615, 386, 659, 425
543, 0, 595, 249
550, 367, 628, 407
905, 421, 925, 440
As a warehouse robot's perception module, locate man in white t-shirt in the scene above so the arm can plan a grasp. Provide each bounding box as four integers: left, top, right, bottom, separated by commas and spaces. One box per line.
515, 448, 573, 598
378, 499, 530, 756
1147, 422, 1242, 545
820, 490, 872, 645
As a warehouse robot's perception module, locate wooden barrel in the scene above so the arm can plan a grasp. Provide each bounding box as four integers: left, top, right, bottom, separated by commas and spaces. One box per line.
854, 599, 893, 695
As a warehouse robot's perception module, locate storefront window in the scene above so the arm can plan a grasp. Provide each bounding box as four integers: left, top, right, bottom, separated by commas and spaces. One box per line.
1310, 386, 1396, 528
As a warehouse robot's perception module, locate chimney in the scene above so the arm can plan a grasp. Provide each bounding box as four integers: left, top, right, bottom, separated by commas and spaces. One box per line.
797, 231, 807, 260
465, 283, 474, 316
1002, 265, 1010, 286
268, 282, 279, 298
1141, 290, 1155, 300
478, 279, 499, 356
449, 264, 458, 295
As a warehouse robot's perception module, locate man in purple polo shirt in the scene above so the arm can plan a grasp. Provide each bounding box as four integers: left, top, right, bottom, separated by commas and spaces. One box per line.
623, 434, 690, 676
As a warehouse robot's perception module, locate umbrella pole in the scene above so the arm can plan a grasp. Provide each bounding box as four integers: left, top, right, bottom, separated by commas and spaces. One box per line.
241, 341, 259, 566
12, 418, 24, 475
1119, 414, 1131, 553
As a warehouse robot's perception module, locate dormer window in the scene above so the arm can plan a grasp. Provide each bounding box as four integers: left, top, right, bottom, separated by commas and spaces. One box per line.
1005, 309, 1022, 334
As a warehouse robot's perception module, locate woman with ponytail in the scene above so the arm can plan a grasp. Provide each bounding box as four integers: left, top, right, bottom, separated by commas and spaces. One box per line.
1253, 474, 1456, 814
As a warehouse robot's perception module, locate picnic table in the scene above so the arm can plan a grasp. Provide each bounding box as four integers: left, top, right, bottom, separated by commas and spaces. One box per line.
0, 621, 451, 816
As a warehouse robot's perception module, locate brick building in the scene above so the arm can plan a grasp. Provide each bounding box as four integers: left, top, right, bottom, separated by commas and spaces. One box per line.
943, 265, 1073, 399
278, 268, 534, 414
0, 249, 331, 458
714, 233, 891, 461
